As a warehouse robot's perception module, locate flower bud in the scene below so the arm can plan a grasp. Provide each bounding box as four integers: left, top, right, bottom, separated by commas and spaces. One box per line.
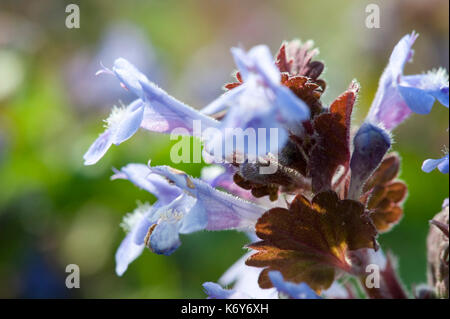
348, 122, 391, 199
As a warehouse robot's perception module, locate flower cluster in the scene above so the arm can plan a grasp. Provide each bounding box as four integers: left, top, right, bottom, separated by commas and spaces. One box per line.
84, 32, 449, 298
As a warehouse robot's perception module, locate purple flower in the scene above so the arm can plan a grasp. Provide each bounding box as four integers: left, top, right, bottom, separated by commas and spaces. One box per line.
202, 45, 310, 157
112, 163, 267, 275
84, 58, 219, 165
422, 154, 449, 174
367, 32, 449, 131
148, 165, 266, 231
268, 271, 320, 299
112, 164, 190, 275
202, 266, 319, 299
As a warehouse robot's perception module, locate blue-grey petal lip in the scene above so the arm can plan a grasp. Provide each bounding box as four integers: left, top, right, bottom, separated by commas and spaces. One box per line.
268, 271, 320, 299
83, 129, 114, 165
422, 155, 449, 174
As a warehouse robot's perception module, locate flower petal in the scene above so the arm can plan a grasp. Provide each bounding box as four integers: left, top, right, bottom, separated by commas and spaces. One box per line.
112, 58, 149, 99
268, 271, 320, 299
115, 230, 145, 276
387, 32, 418, 79
178, 199, 208, 234
367, 32, 449, 130
274, 85, 310, 123
367, 32, 418, 130
149, 165, 267, 231
132, 203, 161, 245
397, 85, 437, 114
112, 163, 181, 204
401, 70, 449, 108
202, 282, 251, 299
438, 156, 449, 173
422, 155, 449, 174
149, 221, 182, 256
398, 69, 449, 114
115, 204, 154, 276
148, 194, 197, 254
83, 129, 114, 165
112, 58, 220, 136
111, 101, 145, 144
200, 83, 247, 115
231, 45, 280, 86
139, 78, 220, 136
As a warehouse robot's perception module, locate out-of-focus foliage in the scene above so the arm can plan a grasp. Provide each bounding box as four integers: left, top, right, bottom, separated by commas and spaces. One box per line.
0, 0, 448, 298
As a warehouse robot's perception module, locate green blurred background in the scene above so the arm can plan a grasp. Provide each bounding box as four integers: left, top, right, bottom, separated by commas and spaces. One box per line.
0, 0, 448, 298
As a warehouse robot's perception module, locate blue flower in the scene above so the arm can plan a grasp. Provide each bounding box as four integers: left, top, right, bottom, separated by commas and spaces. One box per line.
202, 45, 310, 158
367, 32, 449, 131
112, 164, 190, 275
112, 163, 267, 275
202, 282, 251, 299
422, 154, 449, 174
148, 164, 266, 231
202, 270, 320, 299
268, 271, 321, 299
84, 58, 219, 165
85, 46, 311, 166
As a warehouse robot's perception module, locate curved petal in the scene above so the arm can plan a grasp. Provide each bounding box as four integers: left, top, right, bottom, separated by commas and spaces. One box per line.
387, 32, 418, 79
367, 32, 418, 130
231, 45, 280, 86
149, 165, 267, 231
149, 221, 182, 256
112, 58, 149, 99
422, 155, 449, 174
274, 85, 310, 123
200, 83, 247, 115
133, 203, 161, 245
112, 102, 145, 144
139, 80, 220, 136
112, 163, 181, 204
148, 193, 197, 254
437, 155, 449, 173
397, 85, 436, 114
83, 129, 114, 165
179, 199, 208, 234
248, 45, 281, 86
401, 71, 449, 108
112, 58, 220, 136
115, 230, 145, 276
399, 69, 449, 114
